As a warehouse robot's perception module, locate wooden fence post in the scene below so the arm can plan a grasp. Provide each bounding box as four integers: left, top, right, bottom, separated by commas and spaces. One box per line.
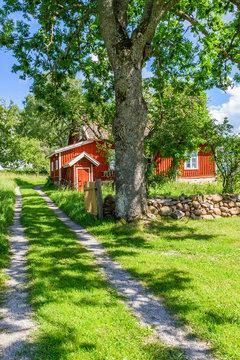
95, 179, 103, 219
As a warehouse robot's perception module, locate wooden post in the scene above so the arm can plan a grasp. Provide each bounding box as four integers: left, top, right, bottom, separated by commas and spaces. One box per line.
84, 181, 97, 216
95, 179, 103, 219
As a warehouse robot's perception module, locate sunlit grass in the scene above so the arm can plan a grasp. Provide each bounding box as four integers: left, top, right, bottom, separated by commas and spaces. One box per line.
45, 183, 240, 360
18, 181, 183, 360
149, 180, 223, 198
0, 173, 16, 291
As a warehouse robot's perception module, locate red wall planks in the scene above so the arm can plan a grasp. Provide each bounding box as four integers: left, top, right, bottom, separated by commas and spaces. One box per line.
50, 141, 216, 189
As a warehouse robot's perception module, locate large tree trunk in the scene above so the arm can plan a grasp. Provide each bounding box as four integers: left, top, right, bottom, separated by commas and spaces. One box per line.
113, 64, 148, 220
97, 0, 175, 220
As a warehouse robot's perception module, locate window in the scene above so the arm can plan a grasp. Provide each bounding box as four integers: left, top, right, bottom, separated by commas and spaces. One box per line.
108, 149, 115, 171
56, 160, 58, 170
51, 162, 54, 171
185, 151, 198, 170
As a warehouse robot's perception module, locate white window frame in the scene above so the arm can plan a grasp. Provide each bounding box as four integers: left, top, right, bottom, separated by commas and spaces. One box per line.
51, 162, 54, 172
184, 151, 198, 170
56, 160, 58, 170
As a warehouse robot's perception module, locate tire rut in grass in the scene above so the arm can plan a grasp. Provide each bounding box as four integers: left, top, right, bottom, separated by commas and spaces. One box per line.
36, 185, 218, 360
0, 187, 36, 360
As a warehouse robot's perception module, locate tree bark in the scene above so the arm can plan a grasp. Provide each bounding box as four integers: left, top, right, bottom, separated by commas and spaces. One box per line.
113, 63, 148, 220
97, 0, 179, 220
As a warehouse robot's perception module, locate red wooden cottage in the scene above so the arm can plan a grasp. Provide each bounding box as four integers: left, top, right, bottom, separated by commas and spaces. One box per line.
49, 125, 216, 190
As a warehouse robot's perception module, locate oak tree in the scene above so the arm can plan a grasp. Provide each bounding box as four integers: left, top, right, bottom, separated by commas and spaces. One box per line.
1, 0, 240, 219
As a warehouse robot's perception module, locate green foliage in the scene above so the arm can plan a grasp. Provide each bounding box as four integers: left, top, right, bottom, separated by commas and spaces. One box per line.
0, 174, 16, 291
148, 180, 223, 198
1, 1, 240, 103
46, 183, 240, 360
204, 118, 240, 193
19, 79, 87, 148
144, 83, 211, 188
0, 100, 20, 165
19, 183, 184, 360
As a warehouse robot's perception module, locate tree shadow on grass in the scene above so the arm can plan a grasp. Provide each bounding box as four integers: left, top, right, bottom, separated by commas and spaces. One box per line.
18, 187, 186, 360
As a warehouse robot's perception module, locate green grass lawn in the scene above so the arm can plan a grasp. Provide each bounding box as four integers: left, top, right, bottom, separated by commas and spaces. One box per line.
0, 173, 46, 293
148, 180, 224, 198
17, 179, 183, 360
0, 173, 16, 291
45, 183, 240, 360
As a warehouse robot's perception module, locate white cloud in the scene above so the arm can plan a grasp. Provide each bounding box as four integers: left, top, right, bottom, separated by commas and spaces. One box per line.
209, 84, 240, 132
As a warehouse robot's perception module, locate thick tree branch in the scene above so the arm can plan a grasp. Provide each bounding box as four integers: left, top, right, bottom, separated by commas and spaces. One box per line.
231, 0, 240, 10
98, 0, 123, 66
132, 0, 180, 54
175, 10, 240, 66
113, 0, 129, 29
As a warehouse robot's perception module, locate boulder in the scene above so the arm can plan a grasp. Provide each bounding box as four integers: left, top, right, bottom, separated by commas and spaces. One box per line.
185, 211, 190, 217
212, 194, 223, 203
201, 203, 210, 208
194, 210, 202, 216
213, 208, 221, 216
221, 212, 228, 217
148, 206, 159, 216
192, 201, 201, 209
181, 198, 191, 204
202, 214, 214, 220
176, 203, 184, 210
183, 203, 190, 211
228, 201, 235, 208
160, 206, 172, 216
220, 206, 229, 212
103, 195, 116, 218
171, 210, 185, 220
229, 207, 240, 215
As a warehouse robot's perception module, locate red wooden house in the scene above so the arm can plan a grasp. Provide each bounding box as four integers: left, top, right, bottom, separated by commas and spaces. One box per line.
49, 125, 216, 190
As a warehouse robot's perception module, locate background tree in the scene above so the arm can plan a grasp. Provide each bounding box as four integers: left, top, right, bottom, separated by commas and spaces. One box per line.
1, 0, 240, 219
19, 79, 87, 148
0, 100, 20, 166
0, 99, 48, 173
204, 118, 240, 193
144, 83, 211, 187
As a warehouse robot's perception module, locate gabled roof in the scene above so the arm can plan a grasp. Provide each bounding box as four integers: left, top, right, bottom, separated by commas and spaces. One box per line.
63, 151, 100, 168
48, 140, 94, 158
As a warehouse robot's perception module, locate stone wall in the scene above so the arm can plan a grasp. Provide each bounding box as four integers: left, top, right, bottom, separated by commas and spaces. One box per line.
147, 193, 240, 220
103, 193, 240, 220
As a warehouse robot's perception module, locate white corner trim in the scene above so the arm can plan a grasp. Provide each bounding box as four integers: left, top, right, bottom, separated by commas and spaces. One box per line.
74, 166, 75, 189
59, 153, 61, 182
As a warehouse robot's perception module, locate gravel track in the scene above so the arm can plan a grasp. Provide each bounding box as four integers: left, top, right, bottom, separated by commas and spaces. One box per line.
0, 187, 36, 360
36, 185, 218, 360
